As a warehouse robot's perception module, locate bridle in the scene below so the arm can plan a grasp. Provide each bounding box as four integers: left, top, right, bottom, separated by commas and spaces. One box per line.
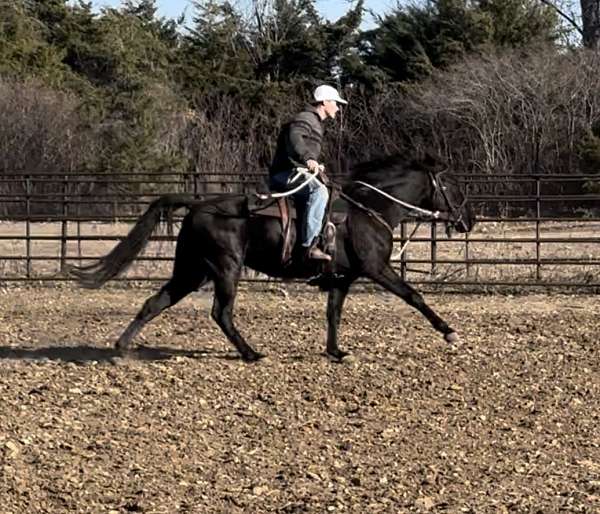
429, 170, 470, 232
346, 171, 468, 258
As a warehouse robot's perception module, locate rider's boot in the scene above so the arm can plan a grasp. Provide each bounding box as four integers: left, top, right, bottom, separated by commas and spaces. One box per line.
305, 244, 332, 262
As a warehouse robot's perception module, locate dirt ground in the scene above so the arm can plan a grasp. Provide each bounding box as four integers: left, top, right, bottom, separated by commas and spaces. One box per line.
0, 286, 599, 513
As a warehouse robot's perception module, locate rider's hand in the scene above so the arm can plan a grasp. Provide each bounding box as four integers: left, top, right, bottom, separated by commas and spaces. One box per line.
306, 159, 320, 172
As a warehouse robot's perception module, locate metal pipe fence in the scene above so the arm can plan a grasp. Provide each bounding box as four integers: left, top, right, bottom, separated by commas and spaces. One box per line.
0, 172, 598, 290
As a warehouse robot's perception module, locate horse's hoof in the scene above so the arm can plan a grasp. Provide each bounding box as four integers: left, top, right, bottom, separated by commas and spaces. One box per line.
242, 351, 266, 363
116, 342, 142, 362
444, 332, 460, 344
326, 350, 350, 362
340, 353, 357, 365
109, 355, 128, 366
115, 342, 133, 354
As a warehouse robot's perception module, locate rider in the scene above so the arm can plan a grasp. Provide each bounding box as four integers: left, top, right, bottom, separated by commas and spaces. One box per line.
269, 84, 347, 262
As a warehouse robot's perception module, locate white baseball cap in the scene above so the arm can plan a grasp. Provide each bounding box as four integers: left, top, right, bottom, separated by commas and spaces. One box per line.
313, 84, 348, 105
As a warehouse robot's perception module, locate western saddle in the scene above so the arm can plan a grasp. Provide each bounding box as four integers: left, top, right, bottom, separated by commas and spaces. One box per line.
248, 195, 346, 266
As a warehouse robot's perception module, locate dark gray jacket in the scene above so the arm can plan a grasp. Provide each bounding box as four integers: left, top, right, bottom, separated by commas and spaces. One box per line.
269, 105, 324, 177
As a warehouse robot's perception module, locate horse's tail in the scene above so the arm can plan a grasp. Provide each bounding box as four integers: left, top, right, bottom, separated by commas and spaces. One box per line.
66, 194, 212, 289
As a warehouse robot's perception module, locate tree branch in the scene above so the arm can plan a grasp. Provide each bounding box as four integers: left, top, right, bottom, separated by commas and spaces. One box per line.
537, 0, 584, 37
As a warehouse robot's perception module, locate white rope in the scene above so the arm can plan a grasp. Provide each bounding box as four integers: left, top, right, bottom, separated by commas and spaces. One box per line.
255, 169, 429, 259
256, 166, 322, 200
353, 180, 441, 219
395, 222, 421, 259
257, 170, 441, 222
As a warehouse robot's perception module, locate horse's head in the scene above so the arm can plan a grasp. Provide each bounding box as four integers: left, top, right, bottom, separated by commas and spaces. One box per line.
429, 171, 475, 234
345, 154, 475, 233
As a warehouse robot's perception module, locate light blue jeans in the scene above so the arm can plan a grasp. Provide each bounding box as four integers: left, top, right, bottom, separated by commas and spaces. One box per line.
270, 170, 329, 247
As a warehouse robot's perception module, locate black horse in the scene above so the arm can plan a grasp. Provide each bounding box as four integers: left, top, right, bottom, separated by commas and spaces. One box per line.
67, 154, 475, 362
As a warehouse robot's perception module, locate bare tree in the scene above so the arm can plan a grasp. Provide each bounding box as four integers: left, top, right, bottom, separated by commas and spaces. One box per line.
405, 47, 600, 175
0, 78, 99, 175
539, 0, 600, 48
581, 0, 600, 48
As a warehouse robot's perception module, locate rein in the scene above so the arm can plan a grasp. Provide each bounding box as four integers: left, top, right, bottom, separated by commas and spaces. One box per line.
338, 192, 394, 236
349, 171, 466, 256
252, 167, 465, 250
353, 172, 465, 225
353, 180, 444, 220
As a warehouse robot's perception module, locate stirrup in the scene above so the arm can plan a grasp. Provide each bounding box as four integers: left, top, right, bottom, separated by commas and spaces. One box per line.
305, 246, 332, 262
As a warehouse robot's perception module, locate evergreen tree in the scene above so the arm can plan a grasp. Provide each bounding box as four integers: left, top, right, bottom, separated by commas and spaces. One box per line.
179, 0, 363, 92
321, 0, 365, 85
249, 0, 327, 82
0, 0, 70, 85
359, 0, 561, 85
179, 0, 254, 94
121, 0, 183, 51
88, 5, 185, 171
479, 0, 560, 47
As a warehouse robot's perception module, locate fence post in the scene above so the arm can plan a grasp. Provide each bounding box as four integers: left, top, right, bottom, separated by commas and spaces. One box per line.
400, 222, 407, 281
464, 180, 471, 278
535, 177, 541, 282
77, 221, 82, 266
60, 175, 68, 272
194, 170, 202, 199
465, 230, 471, 278
26, 176, 32, 278
430, 222, 437, 275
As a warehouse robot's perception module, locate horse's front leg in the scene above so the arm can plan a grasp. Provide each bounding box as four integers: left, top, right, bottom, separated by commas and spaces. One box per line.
369, 265, 458, 343
326, 278, 353, 360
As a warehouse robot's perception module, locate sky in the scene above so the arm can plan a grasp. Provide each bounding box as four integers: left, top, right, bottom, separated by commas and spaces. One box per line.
90, 0, 396, 28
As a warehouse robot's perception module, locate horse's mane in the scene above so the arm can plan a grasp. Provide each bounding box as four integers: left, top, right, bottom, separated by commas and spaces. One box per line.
348, 153, 444, 186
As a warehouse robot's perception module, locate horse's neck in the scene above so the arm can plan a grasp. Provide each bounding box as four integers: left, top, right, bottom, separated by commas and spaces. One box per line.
364, 174, 431, 229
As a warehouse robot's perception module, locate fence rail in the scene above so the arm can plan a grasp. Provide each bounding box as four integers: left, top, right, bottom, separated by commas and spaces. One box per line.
0, 172, 598, 290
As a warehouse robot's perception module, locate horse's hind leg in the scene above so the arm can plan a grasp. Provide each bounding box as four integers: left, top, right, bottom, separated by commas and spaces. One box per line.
116, 218, 209, 352
369, 265, 458, 342
116, 274, 207, 352
211, 258, 264, 362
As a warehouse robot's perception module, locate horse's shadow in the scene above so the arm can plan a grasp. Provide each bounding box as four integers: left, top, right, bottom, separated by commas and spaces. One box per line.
0, 343, 239, 363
